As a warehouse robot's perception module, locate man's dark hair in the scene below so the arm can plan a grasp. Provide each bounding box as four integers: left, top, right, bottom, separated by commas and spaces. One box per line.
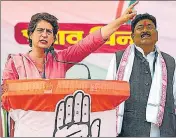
27, 12, 58, 47
131, 13, 157, 33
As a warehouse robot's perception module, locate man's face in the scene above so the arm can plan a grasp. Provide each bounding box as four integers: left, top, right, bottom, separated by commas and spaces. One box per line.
132, 19, 158, 46
30, 20, 55, 49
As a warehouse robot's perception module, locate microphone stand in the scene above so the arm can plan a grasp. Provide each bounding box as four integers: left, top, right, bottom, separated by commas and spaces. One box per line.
42, 48, 50, 79
49, 47, 91, 79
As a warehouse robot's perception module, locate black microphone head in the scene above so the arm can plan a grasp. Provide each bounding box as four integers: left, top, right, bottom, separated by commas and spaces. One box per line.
44, 48, 50, 53
49, 46, 54, 51
49, 46, 55, 55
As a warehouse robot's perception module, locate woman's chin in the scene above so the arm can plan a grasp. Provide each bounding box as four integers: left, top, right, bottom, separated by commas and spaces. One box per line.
38, 45, 50, 49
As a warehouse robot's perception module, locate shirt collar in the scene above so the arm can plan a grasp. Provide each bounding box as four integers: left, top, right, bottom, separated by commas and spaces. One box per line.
134, 45, 157, 58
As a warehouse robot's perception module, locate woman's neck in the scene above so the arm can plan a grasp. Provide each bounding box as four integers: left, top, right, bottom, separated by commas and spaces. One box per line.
29, 47, 45, 63
30, 47, 45, 58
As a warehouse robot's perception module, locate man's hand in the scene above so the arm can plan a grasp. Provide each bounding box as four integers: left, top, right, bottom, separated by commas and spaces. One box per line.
53, 90, 101, 137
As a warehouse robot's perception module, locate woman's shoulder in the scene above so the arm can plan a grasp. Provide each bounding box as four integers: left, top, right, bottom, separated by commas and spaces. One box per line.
5, 53, 29, 65
7, 53, 28, 59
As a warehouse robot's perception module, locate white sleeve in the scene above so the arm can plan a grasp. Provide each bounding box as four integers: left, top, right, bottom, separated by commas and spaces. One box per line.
106, 54, 117, 80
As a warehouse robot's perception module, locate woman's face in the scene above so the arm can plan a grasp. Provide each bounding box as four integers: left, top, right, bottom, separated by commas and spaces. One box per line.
30, 20, 55, 49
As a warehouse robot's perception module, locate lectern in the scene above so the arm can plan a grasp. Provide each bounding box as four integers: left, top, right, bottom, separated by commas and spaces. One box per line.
1, 79, 130, 137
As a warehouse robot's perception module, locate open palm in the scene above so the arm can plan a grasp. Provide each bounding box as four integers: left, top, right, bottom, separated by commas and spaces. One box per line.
53, 90, 101, 137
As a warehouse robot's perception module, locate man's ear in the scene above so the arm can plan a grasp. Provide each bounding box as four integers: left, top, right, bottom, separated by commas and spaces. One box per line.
131, 33, 134, 40
156, 30, 158, 42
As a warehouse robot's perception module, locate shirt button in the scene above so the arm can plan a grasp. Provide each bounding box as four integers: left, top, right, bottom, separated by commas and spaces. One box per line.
145, 71, 149, 74
145, 82, 149, 86
142, 59, 145, 63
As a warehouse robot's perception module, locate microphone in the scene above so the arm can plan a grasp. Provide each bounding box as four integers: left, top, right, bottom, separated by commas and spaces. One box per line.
48, 46, 91, 79
42, 48, 50, 79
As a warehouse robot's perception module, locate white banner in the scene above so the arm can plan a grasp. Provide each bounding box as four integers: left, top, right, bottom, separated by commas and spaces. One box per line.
1, 1, 176, 80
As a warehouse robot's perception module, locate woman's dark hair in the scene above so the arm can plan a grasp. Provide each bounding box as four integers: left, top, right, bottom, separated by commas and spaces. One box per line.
131, 13, 157, 33
27, 12, 58, 47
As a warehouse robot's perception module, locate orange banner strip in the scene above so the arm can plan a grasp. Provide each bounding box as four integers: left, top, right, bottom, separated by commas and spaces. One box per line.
2, 79, 130, 112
